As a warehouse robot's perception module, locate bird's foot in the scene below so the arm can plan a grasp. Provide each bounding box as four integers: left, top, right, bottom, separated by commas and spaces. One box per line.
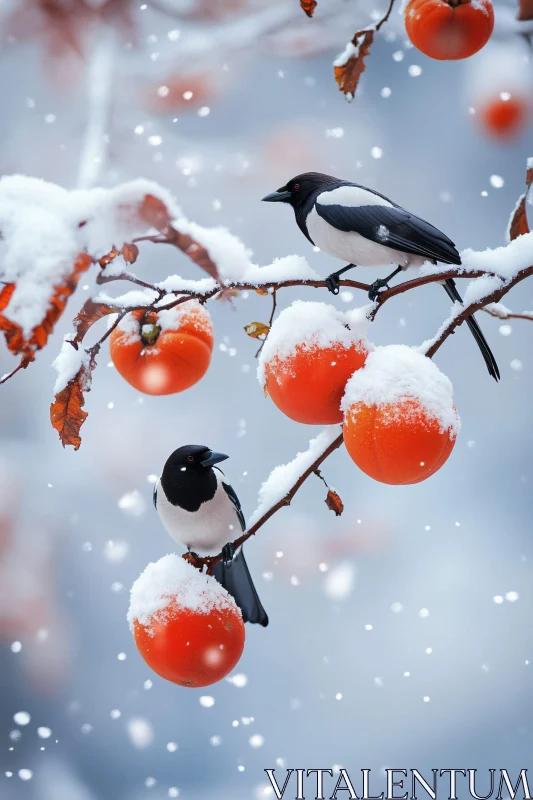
326, 272, 341, 295
222, 542, 235, 566
368, 278, 390, 302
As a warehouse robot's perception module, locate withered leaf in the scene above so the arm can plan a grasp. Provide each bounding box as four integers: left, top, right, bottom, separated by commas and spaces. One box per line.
509, 163, 533, 241
98, 247, 120, 268
325, 488, 344, 516
300, 0, 317, 17
73, 299, 117, 344
334, 30, 374, 100
122, 242, 139, 264
139, 194, 221, 282
255, 287, 270, 296
0, 252, 92, 358
244, 321, 270, 338
50, 355, 96, 451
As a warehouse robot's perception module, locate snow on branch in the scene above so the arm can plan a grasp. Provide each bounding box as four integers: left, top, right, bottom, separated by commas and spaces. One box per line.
186, 427, 345, 574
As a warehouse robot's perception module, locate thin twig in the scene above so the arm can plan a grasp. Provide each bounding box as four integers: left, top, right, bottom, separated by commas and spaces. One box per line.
195, 432, 345, 571
375, 0, 396, 31
0, 357, 29, 385
254, 288, 278, 358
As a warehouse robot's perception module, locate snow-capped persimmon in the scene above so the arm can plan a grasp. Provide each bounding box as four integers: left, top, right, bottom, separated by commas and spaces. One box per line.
129, 555, 245, 688
341, 346, 460, 485
404, 0, 494, 61
109, 301, 214, 396
258, 301, 370, 425
479, 95, 528, 140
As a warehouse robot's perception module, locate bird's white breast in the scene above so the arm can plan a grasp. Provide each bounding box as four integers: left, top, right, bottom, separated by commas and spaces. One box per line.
156, 478, 240, 556
306, 207, 423, 268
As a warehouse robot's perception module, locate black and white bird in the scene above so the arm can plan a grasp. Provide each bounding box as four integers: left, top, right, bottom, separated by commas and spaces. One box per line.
153, 444, 268, 626
262, 172, 499, 381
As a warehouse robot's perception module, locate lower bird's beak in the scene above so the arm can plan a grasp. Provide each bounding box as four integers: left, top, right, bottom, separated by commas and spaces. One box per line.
201, 450, 229, 467
262, 189, 292, 202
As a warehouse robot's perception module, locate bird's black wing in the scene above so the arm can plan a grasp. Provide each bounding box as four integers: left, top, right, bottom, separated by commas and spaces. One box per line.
153, 484, 157, 509
315, 199, 461, 265
221, 481, 246, 532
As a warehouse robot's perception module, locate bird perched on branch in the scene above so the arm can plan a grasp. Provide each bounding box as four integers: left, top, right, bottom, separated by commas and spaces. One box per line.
153, 444, 268, 626
262, 172, 499, 381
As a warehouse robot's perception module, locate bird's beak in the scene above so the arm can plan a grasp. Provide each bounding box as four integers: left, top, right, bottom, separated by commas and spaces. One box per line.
262, 189, 292, 203
201, 450, 229, 467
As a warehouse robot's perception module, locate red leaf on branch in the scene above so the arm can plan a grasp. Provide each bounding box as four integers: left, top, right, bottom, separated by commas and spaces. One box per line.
509, 162, 533, 241
300, 0, 317, 17
122, 242, 139, 264
73, 299, 117, 343
334, 31, 374, 100
50, 353, 96, 450
325, 488, 344, 516
0, 252, 92, 358
138, 194, 221, 282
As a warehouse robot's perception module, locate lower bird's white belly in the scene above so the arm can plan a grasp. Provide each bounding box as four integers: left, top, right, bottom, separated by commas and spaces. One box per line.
156, 481, 239, 555
306, 209, 423, 268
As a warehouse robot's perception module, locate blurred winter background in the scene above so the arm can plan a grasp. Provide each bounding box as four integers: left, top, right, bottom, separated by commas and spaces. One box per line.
1, 1, 533, 798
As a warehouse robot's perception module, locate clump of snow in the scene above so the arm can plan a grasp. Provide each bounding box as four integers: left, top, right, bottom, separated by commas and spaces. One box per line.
95, 288, 159, 309
156, 275, 218, 295
52, 337, 90, 394
341, 345, 460, 436
333, 40, 360, 68
257, 301, 372, 388
0, 175, 179, 336
128, 554, 240, 634
248, 427, 341, 527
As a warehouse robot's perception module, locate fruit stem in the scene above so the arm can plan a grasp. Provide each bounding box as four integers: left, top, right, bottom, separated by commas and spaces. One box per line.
140, 319, 161, 346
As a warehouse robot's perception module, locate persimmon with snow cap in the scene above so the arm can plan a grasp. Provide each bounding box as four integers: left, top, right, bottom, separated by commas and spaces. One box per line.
404, 0, 494, 61
342, 346, 460, 485
258, 301, 370, 425
109, 301, 214, 396
128, 554, 245, 688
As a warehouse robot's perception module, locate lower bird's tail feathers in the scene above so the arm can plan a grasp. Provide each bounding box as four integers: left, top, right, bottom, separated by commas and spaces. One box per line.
212, 548, 269, 627
442, 279, 500, 382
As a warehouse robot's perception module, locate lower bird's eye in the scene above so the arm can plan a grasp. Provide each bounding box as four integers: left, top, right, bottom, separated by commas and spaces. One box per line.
294, 184, 300, 190
187, 455, 194, 463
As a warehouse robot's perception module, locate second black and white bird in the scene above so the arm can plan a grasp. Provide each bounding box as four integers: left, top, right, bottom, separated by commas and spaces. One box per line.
154, 445, 268, 626
262, 172, 499, 381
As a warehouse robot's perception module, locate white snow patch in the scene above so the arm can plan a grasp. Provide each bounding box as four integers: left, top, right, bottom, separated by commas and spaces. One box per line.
52, 337, 89, 394
0, 175, 178, 336
257, 301, 371, 388
127, 554, 240, 633
333, 41, 359, 68
248, 427, 341, 527
341, 345, 460, 436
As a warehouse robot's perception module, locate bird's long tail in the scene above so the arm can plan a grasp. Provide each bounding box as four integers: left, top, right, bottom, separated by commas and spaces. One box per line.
442, 279, 500, 381
212, 548, 269, 627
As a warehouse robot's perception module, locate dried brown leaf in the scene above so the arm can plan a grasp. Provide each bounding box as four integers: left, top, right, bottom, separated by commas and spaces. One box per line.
50, 354, 96, 451
244, 321, 270, 339
300, 0, 317, 17
509, 163, 533, 241
0, 252, 92, 358
122, 242, 139, 264
255, 288, 270, 296
325, 488, 344, 516
73, 299, 117, 343
98, 247, 121, 268
334, 30, 374, 100
138, 194, 221, 282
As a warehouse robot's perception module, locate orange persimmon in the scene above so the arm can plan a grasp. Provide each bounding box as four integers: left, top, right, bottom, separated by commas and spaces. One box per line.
343, 398, 457, 485
404, 0, 494, 60
109, 302, 214, 396
264, 342, 368, 425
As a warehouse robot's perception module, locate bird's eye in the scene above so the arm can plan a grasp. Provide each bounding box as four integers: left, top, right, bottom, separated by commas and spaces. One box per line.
187, 455, 194, 463
294, 184, 300, 190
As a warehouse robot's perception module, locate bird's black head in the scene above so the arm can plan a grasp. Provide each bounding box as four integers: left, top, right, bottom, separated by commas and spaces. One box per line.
262, 172, 339, 209
160, 445, 229, 511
